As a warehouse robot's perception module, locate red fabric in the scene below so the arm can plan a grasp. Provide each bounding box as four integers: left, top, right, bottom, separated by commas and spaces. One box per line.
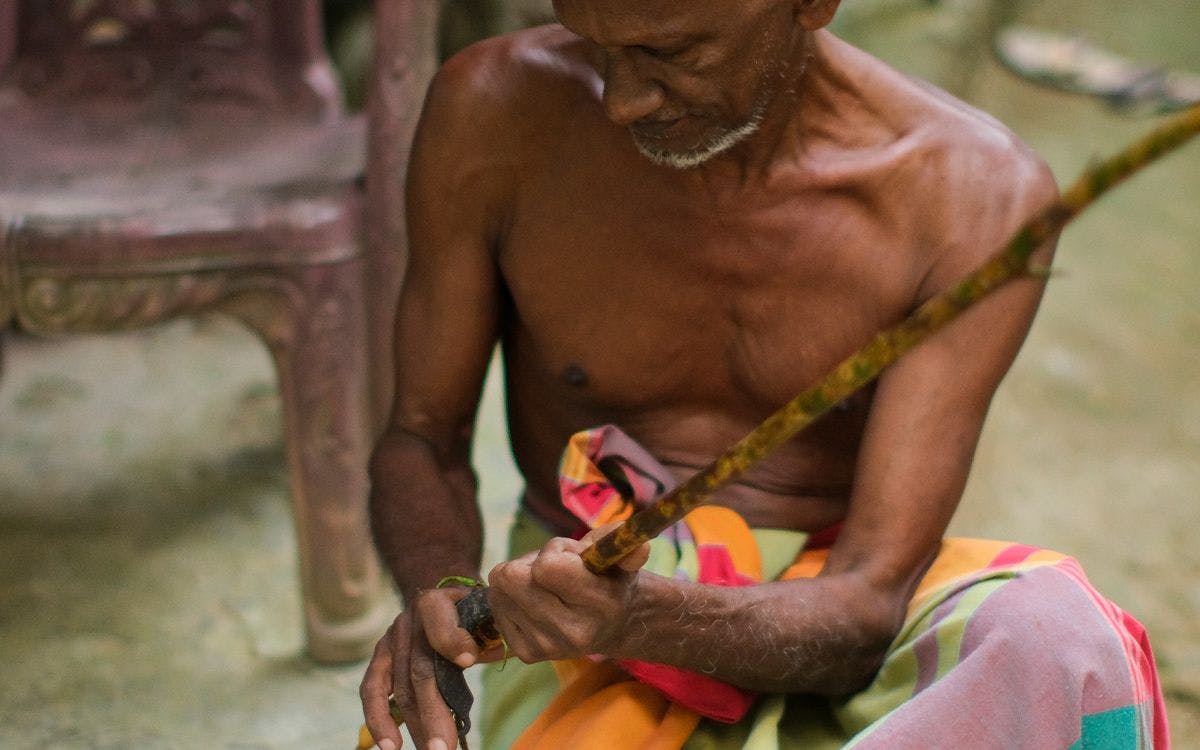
616, 660, 756, 724
803, 522, 843, 549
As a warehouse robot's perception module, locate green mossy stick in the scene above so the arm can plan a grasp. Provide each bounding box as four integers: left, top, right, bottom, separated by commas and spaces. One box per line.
580, 102, 1200, 573
438, 105, 1200, 735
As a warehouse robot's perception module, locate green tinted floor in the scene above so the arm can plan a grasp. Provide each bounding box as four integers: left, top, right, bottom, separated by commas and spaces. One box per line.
2, 1, 1198, 747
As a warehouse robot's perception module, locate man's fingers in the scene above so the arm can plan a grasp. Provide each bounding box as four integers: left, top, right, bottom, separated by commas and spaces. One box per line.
418, 589, 483, 668
360, 606, 471, 750
360, 630, 404, 749
615, 541, 651, 572
475, 641, 508, 664
576, 521, 623, 548
488, 565, 585, 662
575, 522, 651, 571
534, 533, 649, 584
486, 586, 543, 662
409, 637, 462, 750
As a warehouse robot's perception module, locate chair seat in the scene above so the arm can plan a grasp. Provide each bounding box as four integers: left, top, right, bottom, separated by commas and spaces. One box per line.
0, 0, 400, 665
0, 103, 365, 273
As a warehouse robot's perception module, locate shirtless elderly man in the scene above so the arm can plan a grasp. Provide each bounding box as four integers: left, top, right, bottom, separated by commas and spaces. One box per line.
361, 1, 1165, 748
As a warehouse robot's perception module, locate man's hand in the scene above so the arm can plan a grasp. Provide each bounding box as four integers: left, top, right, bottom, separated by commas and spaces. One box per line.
359, 588, 488, 750
486, 526, 650, 663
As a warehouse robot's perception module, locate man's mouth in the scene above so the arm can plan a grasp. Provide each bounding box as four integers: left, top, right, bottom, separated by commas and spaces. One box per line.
630, 116, 689, 142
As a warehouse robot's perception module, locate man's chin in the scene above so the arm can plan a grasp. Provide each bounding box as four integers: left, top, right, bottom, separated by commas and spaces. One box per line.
632, 139, 723, 170
630, 118, 763, 170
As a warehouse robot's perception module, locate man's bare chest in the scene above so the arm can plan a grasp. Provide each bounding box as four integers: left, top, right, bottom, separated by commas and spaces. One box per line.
499, 184, 921, 413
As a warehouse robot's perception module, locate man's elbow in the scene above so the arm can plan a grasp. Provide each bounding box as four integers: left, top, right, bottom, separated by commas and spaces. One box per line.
812, 587, 906, 696
365, 425, 432, 527
821, 621, 895, 696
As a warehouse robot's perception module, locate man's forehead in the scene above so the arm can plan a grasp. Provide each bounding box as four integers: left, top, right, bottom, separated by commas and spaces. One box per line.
553, 0, 757, 45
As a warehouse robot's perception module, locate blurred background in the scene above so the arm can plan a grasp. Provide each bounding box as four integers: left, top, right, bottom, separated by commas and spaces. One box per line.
1, 0, 1196, 747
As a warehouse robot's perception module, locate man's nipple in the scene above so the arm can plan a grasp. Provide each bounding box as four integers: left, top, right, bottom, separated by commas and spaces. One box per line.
561, 363, 590, 388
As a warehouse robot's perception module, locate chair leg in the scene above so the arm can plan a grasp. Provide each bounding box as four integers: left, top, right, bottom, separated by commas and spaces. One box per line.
226, 259, 391, 663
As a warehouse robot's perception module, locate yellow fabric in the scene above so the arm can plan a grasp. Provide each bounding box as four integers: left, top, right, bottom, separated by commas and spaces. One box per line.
907, 538, 1066, 616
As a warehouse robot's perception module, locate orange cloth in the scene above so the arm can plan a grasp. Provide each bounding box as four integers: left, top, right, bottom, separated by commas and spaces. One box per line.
512, 660, 702, 750
512, 538, 828, 750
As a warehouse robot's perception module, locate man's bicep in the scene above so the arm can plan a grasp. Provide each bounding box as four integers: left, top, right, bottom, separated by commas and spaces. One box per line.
825, 155, 1060, 600
389, 245, 500, 450
388, 64, 510, 452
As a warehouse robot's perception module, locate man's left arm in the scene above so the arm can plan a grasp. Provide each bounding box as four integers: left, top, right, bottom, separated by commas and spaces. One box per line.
488, 148, 1060, 695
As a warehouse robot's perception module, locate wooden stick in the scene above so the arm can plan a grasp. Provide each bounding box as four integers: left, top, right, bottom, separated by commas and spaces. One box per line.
579, 102, 1200, 573
439, 105, 1200, 737
456, 100, 1200, 633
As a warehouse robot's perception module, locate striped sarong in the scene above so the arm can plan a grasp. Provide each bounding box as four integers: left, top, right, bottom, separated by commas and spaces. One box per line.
483, 425, 1169, 749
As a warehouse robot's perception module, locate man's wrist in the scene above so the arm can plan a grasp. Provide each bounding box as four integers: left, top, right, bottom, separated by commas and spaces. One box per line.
398, 563, 482, 604
612, 569, 670, 660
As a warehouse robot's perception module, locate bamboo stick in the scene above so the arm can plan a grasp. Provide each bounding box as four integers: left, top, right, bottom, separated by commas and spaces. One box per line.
439, 105, 1200, 735
579, 102, 1200, 573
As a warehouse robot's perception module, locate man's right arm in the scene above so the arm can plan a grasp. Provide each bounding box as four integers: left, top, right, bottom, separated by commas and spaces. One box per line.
361, 40, 517, 750
370, 35, 514, 606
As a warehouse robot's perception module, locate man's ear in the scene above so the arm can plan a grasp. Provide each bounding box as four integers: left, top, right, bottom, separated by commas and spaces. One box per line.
794, 0, 842, 30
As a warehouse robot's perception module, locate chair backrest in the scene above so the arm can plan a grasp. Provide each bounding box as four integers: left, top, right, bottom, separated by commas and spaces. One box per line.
0, 0, 341, 119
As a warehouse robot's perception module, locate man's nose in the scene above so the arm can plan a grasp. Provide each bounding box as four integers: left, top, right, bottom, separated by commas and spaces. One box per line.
601, 50, 665, 126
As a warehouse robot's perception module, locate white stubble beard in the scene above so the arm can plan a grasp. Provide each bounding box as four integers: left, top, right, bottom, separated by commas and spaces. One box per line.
630, 102, 768, 170
631, 35, 808, 170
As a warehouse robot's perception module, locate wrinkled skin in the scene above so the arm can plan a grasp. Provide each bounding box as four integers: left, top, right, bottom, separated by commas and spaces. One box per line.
360, 0, 1059, 747
486, 524, 651, 664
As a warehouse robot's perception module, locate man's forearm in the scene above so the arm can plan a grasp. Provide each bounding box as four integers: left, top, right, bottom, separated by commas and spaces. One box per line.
614, 573, 898, 695
368, 427, 485, 602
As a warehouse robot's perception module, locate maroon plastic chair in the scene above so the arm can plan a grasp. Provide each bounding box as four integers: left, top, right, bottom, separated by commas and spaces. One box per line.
0, 0, 437, 662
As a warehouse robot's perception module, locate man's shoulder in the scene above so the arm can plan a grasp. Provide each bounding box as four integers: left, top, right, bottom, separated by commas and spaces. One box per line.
824, 36, 1058, 275
428, 25, 594, 122
918, 90, 1050, 196
884, 77, 1057, 289
856, 52, 1054, 245
825, 35, 1047, 188
912, 92, 1057, 252
868, 60, 1047, 198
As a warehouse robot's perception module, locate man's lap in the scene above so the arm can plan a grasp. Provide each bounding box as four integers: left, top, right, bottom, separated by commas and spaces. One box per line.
482, 512, 1167, 748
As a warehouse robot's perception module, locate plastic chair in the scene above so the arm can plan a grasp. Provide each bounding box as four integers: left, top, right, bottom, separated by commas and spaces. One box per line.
0, 0, 436, 662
